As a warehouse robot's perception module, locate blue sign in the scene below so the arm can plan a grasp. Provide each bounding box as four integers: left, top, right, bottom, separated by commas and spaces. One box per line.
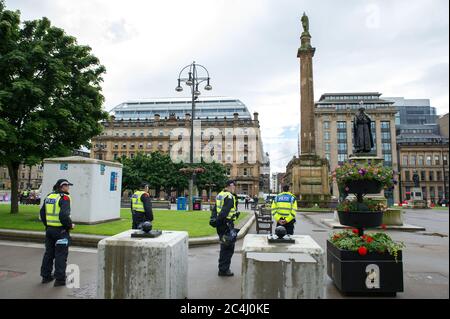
60, 163, 68, 170
100, 164, 105, 175
110, 172, 118, 191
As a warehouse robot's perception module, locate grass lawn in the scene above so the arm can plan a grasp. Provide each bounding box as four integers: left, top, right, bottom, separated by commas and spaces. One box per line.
432, 206, 449, 211
0, 204, 248, 238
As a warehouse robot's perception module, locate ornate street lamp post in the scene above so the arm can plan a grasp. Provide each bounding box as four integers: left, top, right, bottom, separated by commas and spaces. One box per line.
175, 62, 212, 210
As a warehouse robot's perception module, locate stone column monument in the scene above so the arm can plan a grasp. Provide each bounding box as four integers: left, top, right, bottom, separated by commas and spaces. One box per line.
285, 13, 331, 205
298, 12, 316, 154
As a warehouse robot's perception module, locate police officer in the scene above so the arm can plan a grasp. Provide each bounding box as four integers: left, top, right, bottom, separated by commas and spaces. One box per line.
40, 179, 75, 287
216, 180, 239, 277
271, 185, 298, 235
131, 183, 153, 229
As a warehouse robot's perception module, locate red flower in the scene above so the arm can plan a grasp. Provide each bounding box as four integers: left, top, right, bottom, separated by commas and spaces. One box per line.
352, 229, 359, 235
381, 224, 387, 230
358, 246, 368, 256
366, 236, 374, 243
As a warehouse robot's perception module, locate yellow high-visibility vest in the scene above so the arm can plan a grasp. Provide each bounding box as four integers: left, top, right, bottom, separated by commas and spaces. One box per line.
132, 191, 146, 212
271, 192, 297, 223
216, 191, 237, 221
45, 193, 71, 227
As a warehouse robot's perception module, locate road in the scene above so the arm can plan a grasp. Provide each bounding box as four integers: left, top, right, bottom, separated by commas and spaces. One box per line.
0, 208, 448, 299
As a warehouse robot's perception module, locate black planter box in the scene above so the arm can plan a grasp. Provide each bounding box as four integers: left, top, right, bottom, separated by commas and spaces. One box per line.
327, 240, 403, 296
345, 180, 382, 194
338, 211, 383, 229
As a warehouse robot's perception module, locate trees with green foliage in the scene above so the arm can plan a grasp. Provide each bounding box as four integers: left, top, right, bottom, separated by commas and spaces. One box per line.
0, 1, 108, 213
119, 152, 228, 200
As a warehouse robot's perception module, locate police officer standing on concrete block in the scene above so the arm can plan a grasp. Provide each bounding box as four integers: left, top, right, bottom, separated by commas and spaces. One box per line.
40, 179, 75, 287
271, 185, 298, 235
216, 180, 240, 277
131, 183, 153, 229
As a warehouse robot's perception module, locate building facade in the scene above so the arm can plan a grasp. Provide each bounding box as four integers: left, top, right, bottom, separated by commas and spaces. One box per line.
397, 139, 449, 203
314, 92, 400, 205
91, 97, 266, 197
438, 113, 449, 138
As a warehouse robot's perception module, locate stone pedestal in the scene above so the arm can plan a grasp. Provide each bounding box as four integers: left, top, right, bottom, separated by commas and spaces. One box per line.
285, 154, 330, 203
241, 234, 325, 299
97, 230, 188, 299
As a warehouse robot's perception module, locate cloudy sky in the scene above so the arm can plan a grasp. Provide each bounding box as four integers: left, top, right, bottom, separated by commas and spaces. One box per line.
6, 0, 449, 173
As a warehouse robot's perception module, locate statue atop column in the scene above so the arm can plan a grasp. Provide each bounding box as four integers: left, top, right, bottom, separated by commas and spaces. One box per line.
301, 12, 310, 35
353, 106, 374, 153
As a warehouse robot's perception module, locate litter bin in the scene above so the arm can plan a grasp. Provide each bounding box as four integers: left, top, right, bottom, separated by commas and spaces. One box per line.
193, 197, 202, 211
177, 197, 187, 211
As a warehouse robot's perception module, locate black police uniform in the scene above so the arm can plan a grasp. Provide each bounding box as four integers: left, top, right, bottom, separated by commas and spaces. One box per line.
131, 192, 153, 229
39, 192, 72, 284
276, 220, 295, 235
216, 194, 238, 275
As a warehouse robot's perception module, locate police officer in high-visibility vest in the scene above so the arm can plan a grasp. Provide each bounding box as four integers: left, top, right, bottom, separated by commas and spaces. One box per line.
40, 179, 75, 287
271, 185, 298, 235
131, 183, 153, 229
216, 180, 240, 277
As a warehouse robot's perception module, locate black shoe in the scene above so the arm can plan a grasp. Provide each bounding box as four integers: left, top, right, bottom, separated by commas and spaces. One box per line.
218, 270, 234, 277
53, 280, 66, 287
41, 276, 54, 284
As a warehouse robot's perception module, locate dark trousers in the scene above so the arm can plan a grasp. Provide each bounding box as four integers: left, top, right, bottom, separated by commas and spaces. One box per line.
276, 221, 295, 235
40, 227, 70, 281
132, 211, 145, 229
217, 223, 235, 272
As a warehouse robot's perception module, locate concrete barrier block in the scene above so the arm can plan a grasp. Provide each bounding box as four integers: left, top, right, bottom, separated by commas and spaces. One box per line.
241, 234, 325, 299
97, 230, 188, 299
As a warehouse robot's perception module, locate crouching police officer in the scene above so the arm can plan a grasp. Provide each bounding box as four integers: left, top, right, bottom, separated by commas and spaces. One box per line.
40, 179, 75, 287
216, 180, 239, 277
271, 185, 298, 235
131, 183, 153, 229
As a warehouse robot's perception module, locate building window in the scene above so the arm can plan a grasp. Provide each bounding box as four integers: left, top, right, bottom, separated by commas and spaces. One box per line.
130, 144, 135, 149
130, 153, 135, 159
383, 154, 392, 165
148, 130, 152, 136
338, 143, 347, 152
402, 155, 408, 166
410, 155, 416, 166
113, 153, 118, 160
139, 143, 143, 149
337, 121, 346, 129
381, 121, 390, 129
429, 171, 434, 181
131, 131, 136, 136
323, 121, 330, 129
434, 155, 440, 166
159, 130, 164, 136
123, 132, 127, 137
325, 143, 331, 152
420, 171, 426, 181
405, 171, 410, 181
140, 131, 144, 137
444, 155, 448, 166
226, 167, 231, 176
147, 143, 152, 149
437, 171, 442, 181
382, 143, 391, 151
243, 168, 248, 176
418, 155, 424, 166
324, 131, 330, 140
325, 153, 331, 161
426, 155, 432, 166
122, 143, 127, 149
114, 144, 118, 149
338, 154, 347, 164
381, 132, 391, 140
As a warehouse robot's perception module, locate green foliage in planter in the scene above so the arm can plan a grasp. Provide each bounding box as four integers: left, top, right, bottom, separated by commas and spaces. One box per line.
330, 229, 405, 261
337, 198, 388, 212
331, 162, 396, 189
